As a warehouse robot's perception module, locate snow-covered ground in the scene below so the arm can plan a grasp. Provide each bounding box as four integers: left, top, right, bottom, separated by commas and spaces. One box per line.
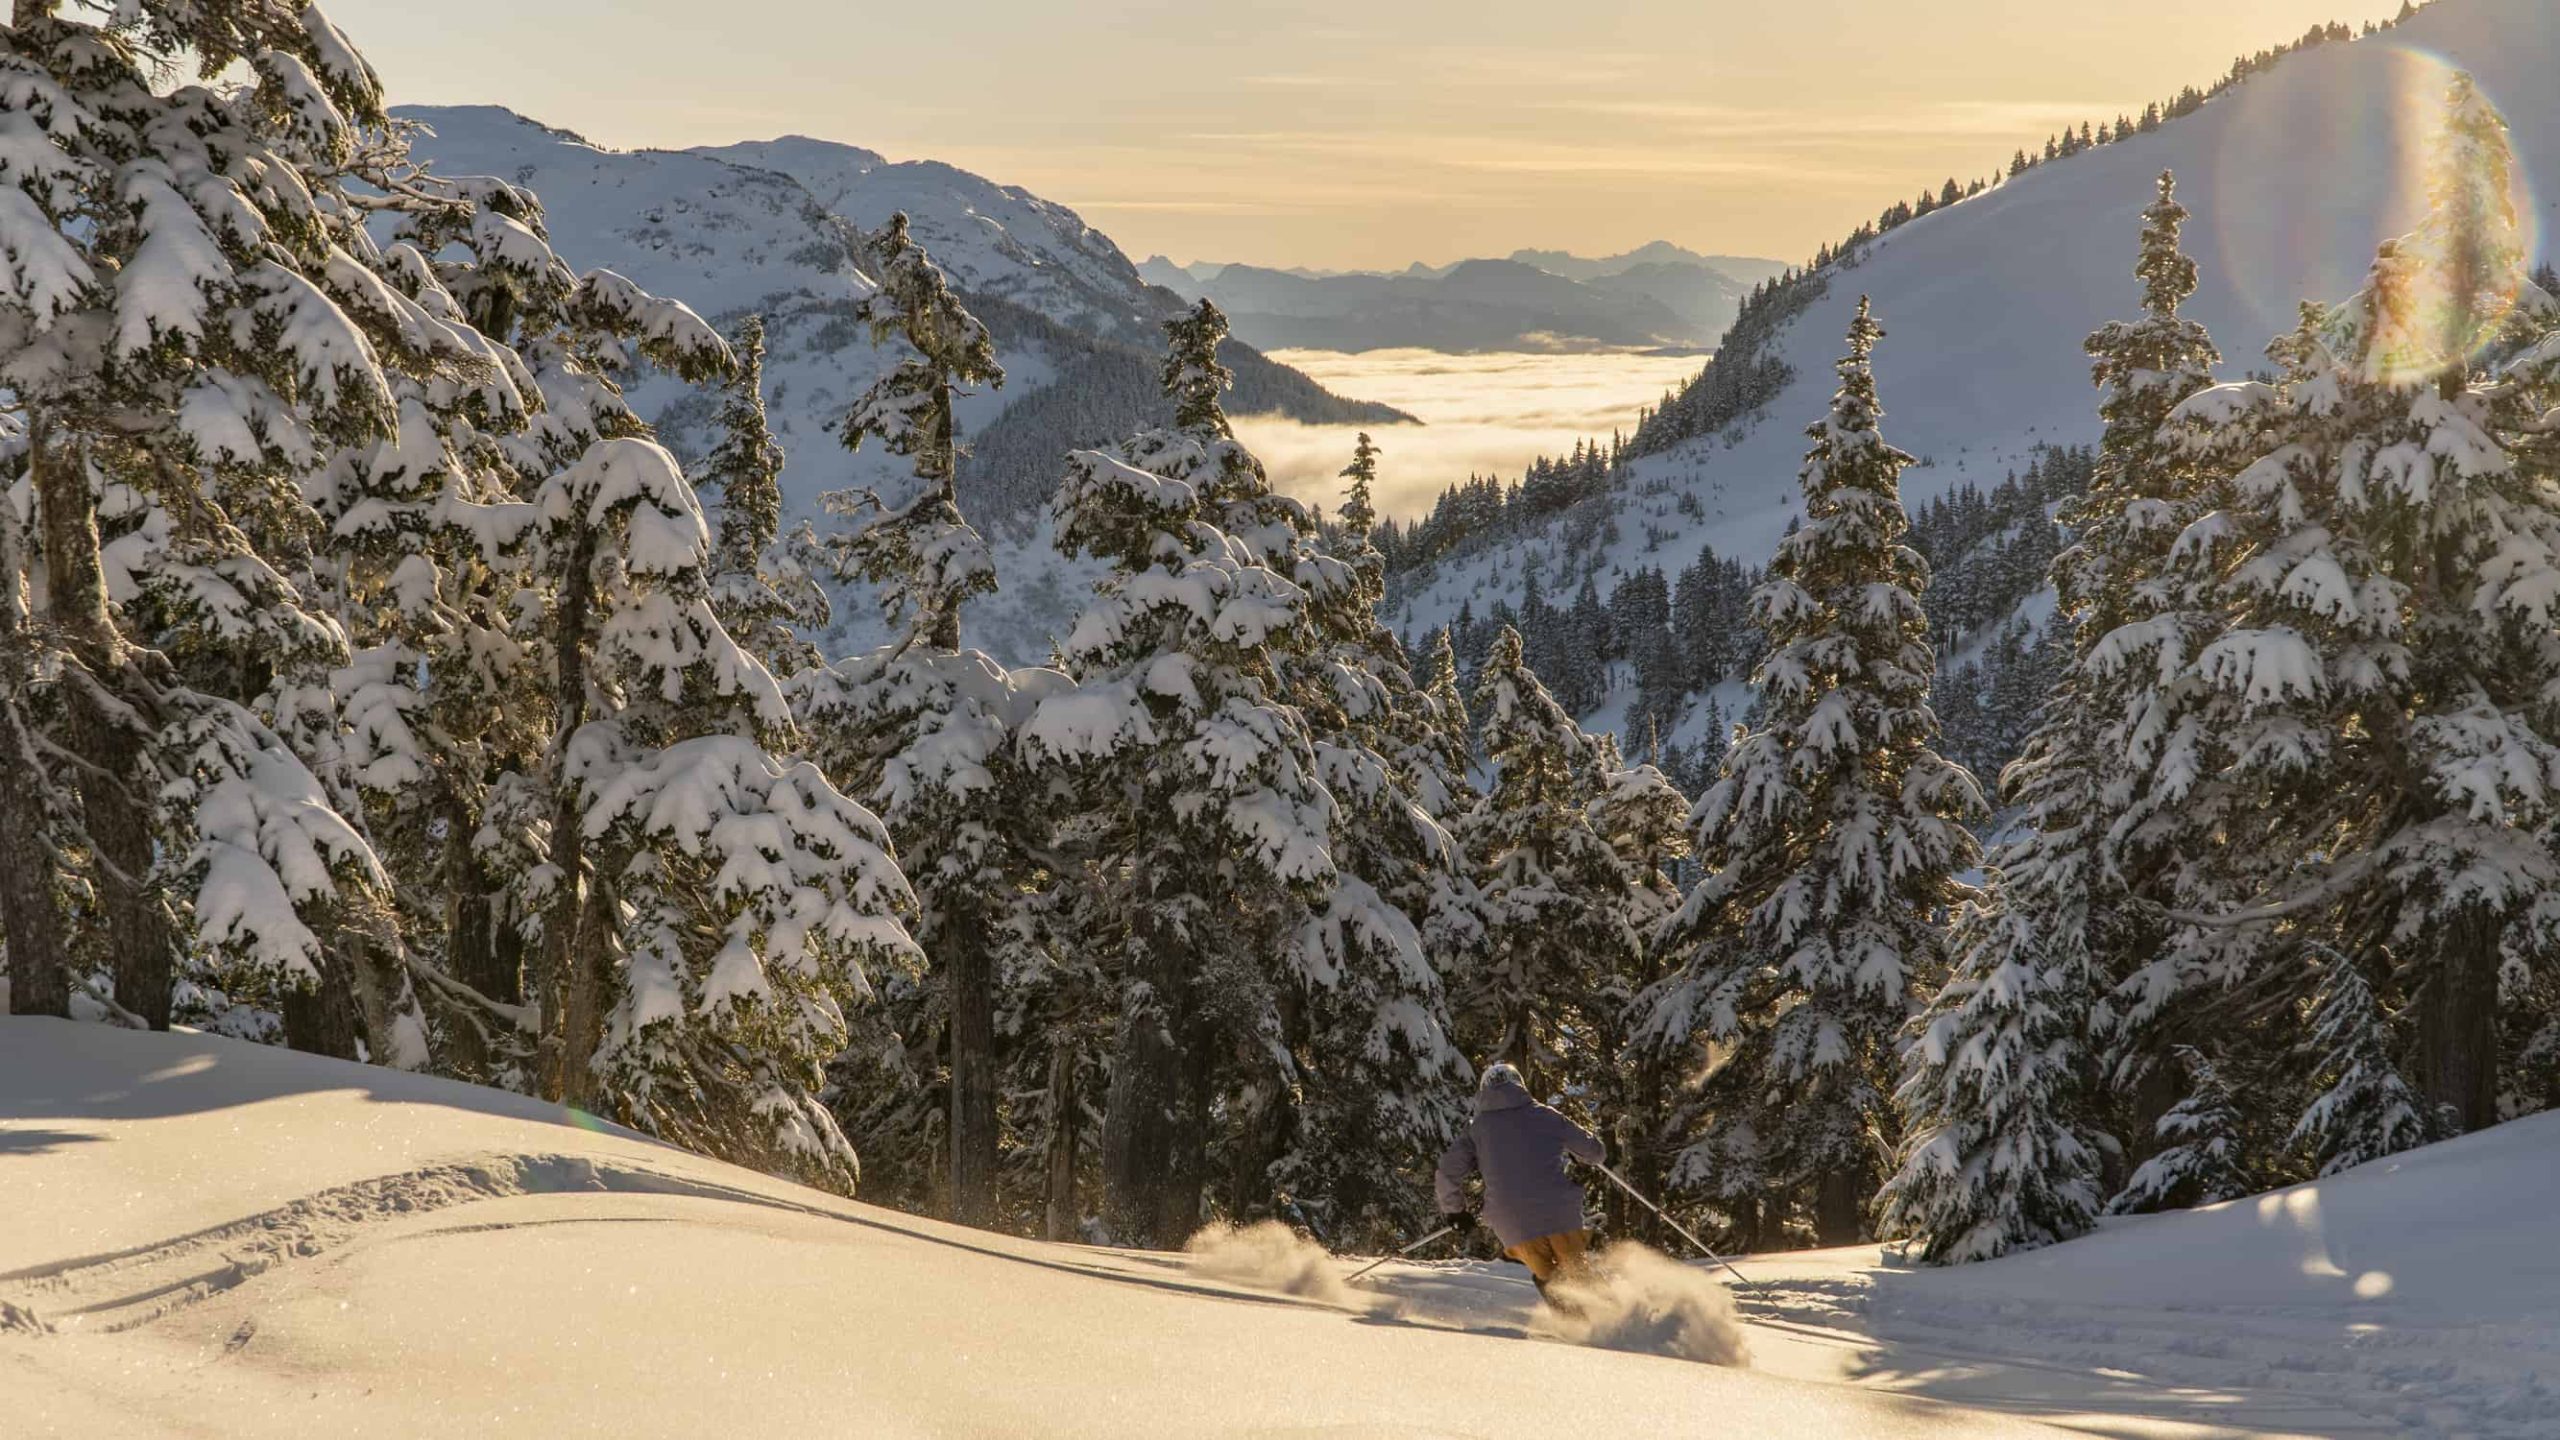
5, 1021, 2546, 1438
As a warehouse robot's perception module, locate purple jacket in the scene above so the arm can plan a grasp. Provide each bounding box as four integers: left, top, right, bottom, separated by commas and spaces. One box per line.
1434, 1071, 1605, 1248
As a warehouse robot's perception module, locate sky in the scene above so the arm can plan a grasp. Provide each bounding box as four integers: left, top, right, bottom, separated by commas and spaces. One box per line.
327, 0, 2413, 272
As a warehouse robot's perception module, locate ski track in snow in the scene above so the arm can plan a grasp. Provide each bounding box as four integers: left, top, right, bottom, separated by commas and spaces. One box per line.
5, 1021, 2554, 1439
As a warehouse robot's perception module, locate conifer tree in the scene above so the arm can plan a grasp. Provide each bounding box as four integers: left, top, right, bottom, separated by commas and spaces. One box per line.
1258, 436, 1470, 1242
1587, 755, 1692, 1241
798, 214, 1059, 1227
1643, 300, 1982, 1246
2108, 1047, 2251, 1211
2289, 947, 2433, 1176
1880, 868, 2103, 1263
827, 211, 1003, 652
357, 96, 924, 1185
1885, 173, 2219, 1260
0, 2, 457, 1044
2127, 76, 2560, 1140
701, 314, 824, 675
1032, 301, 1339, 1246
1455, 625, 1631, 1093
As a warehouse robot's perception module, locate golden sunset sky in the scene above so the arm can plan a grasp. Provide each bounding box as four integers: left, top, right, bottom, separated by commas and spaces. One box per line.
328, 0, 2412, 270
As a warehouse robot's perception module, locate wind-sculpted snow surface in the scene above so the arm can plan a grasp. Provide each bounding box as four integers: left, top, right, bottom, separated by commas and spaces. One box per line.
1546, 1244, 1750, 1368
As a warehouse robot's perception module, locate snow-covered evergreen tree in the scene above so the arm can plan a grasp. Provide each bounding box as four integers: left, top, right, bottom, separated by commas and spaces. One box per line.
1456, 624, 1633, 1094
2109, 1046, 2251, 1212
1587, 755, 1692, 1243
2123, 74, 2560, 1143
0, 2, 449, 1047
2289, 947, 2432, 1176
1879, 870, 2104, 1263
825, 211, 1002, 653
1643, 299, 1983, 1245
1028, 300, 1340, 1247
701, 314, 824, 675
1882, 173, 2218, 1262
1270, 432, 1468, 1246
1417, 625, 1474, 805
795, 213, 1062, 1227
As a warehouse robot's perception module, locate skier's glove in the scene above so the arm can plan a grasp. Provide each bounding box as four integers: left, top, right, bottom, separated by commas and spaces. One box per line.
1441, 1211, 1475, 1236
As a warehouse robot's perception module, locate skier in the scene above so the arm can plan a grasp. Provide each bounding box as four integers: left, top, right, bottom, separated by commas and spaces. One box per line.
1434, 1063, 1606, 1304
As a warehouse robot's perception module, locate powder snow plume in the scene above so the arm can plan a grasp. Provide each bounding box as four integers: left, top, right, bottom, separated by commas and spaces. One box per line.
1184, 1221, 1360, 1307
1546, 1244, 1751, 1367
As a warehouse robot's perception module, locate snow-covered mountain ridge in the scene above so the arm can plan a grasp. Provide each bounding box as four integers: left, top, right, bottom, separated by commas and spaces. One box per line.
395, 105, 1406, 661
1144, 242, 1789, 353
1386, 0, 2560, 751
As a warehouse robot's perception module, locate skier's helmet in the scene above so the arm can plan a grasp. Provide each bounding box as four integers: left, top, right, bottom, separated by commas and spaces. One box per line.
1478, 1062, 1525, 1094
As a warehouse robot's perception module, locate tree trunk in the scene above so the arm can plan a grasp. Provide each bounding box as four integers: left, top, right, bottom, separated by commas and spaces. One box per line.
1814, 1165, 1869, 1247
1039, 1035, 1080, 1240
0, 524, 67, 1017
1733, 1194, 1766, 1253
541, 529, 597, 1103
35, 426, 174, 1028
0, 721, 66, 1017
1226, 1082, 1285, 1225
2418, 904, 2502, 1134
444, 789, 503, 992
1166, 1006, 1214, 1242
1626, 1066, 1669, 1247
1043, 1041, 1079, 1241
560, 877, 614, 1112
945, 902, 999, 1229
282, 950, 360, 1061
1100, 967, 1183, 1245
440, 786, 520, 1076
345, 929, 424, 1070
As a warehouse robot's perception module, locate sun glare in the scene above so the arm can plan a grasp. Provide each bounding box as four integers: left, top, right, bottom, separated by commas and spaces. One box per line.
2209, 45, 2538, 381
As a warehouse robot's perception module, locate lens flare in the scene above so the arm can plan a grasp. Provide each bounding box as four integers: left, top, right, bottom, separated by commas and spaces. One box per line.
2206, 46, 2539, 378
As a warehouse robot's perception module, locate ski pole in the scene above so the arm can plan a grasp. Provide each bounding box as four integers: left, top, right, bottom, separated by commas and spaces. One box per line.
1587, 1159, 1766, 1299
1341, 1224, 1457, 1286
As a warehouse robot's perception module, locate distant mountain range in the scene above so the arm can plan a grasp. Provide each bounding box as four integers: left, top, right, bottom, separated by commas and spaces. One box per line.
1136, 243, 1789, 353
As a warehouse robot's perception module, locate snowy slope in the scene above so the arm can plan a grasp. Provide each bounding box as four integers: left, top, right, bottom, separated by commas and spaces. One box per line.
0, 1021, 2088, 1439
1388, 0, 2560, 745
395, 107, 1396, 665
695, 136, 1159, 345
10, 1020, 2550, 1437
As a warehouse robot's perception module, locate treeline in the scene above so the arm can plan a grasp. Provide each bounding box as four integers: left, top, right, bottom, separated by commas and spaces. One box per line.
1372, 437, 1623, 573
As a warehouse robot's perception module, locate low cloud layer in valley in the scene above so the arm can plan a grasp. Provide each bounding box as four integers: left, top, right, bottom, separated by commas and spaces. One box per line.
1237, 347, 1710, 520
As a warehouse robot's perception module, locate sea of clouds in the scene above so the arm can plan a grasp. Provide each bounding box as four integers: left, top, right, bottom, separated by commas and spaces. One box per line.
1237, 347, 1711, 521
